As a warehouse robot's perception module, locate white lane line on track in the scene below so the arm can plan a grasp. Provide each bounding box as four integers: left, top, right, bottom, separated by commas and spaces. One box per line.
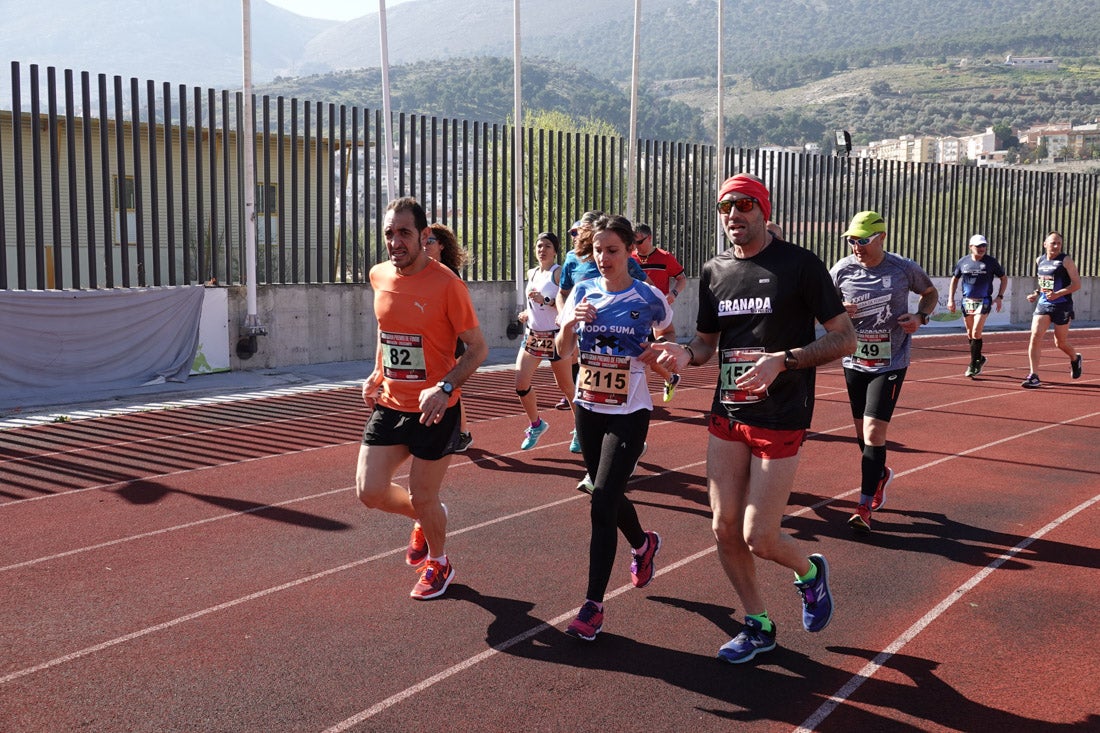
4, 389, 1097, 726
0, 412, 692, 571
793, 490, 1100, 733
322, 407, 1100, 731
0, 492, 585, 686
0, 405, 365, 471
0, 380, 365, 431
320, 542, 719, 733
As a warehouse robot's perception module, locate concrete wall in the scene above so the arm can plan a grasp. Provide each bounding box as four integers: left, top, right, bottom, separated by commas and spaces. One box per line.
223, 276, 1094, 370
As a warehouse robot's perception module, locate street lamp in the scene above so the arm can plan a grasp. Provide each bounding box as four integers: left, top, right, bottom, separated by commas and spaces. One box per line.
835, 130, 852, 157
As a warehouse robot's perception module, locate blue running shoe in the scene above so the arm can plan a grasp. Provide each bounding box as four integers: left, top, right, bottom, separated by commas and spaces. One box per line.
569, 429, 582, 454
521, 419, 549, 450
717, 617, 777, 664
795, 554, 833, 632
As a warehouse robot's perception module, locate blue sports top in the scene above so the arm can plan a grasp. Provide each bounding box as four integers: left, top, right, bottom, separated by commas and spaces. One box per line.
952, 254, 1005, 300
1036, 253, 1073, 306
561, 277, 673, 414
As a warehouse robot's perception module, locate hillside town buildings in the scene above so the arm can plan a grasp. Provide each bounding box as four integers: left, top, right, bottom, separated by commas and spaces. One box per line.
851, 121, 1100, 167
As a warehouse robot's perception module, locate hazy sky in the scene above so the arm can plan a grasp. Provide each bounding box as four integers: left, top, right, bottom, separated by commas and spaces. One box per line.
266, 0, 412, 21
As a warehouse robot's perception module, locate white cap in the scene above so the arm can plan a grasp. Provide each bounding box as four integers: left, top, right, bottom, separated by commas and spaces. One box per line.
969, 234, 988, 247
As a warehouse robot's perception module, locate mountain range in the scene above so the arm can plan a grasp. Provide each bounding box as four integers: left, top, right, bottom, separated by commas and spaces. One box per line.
3, 0, 1100, 148
7, 0, 1100, 87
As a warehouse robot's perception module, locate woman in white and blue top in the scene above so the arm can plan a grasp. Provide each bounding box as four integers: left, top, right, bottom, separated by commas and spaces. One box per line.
513, 232, 577, 451
555, 214, 672, 642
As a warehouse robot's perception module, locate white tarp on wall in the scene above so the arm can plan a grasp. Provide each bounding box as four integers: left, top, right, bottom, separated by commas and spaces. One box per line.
0, 286, 204, 403
910, 277, 1012, 330
191, 287, 230, 375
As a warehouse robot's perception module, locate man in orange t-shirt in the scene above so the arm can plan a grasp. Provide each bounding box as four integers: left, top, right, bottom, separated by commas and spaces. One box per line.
356, 196, 487, 601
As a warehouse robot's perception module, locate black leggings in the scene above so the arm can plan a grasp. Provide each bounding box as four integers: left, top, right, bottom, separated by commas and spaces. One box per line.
574, 405, 650, 602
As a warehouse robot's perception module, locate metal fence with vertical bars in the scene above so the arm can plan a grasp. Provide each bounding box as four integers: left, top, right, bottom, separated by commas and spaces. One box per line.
2, 61, 1098, 292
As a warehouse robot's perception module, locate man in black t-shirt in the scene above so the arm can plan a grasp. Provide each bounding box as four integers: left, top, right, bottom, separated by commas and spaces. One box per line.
655, 174, 855, 664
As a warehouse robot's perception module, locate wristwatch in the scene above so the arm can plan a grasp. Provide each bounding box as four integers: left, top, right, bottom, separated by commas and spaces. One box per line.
436, 380, 454, 396
916, 312, 930, 325
784, 349, 798, 371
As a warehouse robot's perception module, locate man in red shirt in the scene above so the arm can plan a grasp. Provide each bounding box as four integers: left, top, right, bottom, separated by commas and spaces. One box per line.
356, 197, 488, 600
632, 223, 687, 307
632, 223, 688, 401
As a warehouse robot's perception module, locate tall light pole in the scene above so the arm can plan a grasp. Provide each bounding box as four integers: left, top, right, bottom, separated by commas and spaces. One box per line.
715, 0, 726, 255
626, 0, 641, 221
512, 0, 525, 314
241, 0, 265, 346
378, 0, 397, 200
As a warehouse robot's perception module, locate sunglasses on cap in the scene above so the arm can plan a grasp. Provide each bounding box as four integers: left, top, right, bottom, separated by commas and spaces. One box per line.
846, 233, 882, 247
716, 197, 757, 215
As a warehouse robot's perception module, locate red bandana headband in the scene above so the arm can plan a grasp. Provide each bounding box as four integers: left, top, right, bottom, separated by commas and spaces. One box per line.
718, 175, 771, 222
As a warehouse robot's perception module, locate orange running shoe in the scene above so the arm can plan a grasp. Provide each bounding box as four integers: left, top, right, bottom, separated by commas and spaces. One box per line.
848, 504, 872, 534
410, 559, 454, 600
405, 522, 427, 567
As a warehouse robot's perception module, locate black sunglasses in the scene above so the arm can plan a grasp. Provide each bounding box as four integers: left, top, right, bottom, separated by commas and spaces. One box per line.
568, 228, 579, 238
717, 197, 756, 215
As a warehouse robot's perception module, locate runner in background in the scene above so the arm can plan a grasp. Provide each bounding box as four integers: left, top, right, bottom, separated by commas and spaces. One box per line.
426, 223, 474, 452
830, 210, 937, 534
946, 234, 1007, 378
357, 198, 487, 601
556, 214, 671, 642
1021, 231, 1083, 388
514, 232, 577, 452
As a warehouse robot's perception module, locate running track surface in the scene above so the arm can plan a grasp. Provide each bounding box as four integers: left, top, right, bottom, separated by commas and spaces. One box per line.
3, 330, 1099, 733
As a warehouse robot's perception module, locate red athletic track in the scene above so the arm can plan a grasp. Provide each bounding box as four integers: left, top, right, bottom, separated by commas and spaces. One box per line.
2, 330, 1099, 733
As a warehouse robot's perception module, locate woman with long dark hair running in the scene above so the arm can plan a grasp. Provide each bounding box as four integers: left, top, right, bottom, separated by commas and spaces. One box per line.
556, 214, 672, 641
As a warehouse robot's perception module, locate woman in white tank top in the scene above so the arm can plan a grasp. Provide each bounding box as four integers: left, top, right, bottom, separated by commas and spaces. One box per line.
513, 232, 578, 452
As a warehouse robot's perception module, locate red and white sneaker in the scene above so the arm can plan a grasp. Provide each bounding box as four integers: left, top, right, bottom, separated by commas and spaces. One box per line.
410, 559, 454, 600
630, 531, 661, 588
871, 467, 893, 511
565, 600, 604, 641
